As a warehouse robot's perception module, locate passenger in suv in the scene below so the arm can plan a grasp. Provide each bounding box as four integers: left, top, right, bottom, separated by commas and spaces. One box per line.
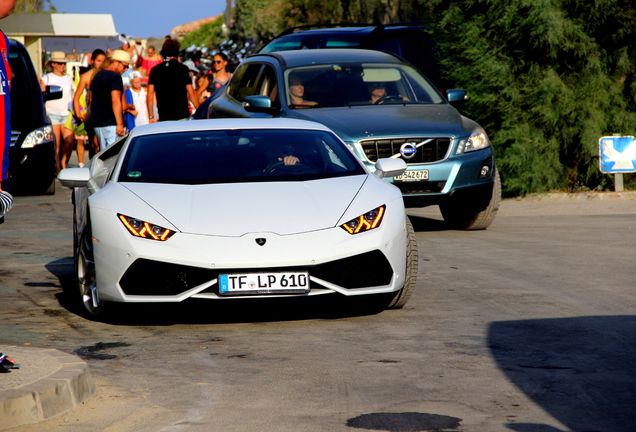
6, 39, 61, 195
205, 49, 500, 230
259, 23, 446, 90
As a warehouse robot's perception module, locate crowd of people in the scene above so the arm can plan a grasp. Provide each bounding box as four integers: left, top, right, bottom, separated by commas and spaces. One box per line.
38, 36, 236, 172
0, 21, 248, 222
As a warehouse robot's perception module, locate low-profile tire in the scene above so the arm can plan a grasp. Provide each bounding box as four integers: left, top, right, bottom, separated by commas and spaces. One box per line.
43, 177, 56, 195
440, 169, 501, 230
71, 225, 107, 318
387, 216, 419, 309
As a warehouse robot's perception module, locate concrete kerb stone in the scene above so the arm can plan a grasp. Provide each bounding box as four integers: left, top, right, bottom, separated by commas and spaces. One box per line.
0, 346, 95, 430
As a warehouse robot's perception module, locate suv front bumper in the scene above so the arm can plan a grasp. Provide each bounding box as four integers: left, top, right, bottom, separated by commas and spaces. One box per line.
366, 147, 496, 208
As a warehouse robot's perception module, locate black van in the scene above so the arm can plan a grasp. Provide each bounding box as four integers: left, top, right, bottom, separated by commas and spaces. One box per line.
6, 39, 61, 195
259, 23, 447, 90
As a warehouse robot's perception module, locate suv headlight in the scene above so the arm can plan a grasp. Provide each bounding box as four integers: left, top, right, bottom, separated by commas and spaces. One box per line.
21, 125, 54, 149
456, 128, 490, 154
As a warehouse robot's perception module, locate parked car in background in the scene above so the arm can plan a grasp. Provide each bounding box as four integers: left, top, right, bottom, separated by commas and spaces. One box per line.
205, 49, 500, 230
58, 118, 417, 319
259, 23, 446, 90
7, 39, 61, 195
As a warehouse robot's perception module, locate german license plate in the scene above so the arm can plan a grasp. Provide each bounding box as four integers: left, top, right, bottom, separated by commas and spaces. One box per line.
218, 272, 310, 295
394, 169, 429, 182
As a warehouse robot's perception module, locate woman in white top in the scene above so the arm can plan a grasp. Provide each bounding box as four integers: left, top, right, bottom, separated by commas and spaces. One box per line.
124, 72, 150, 129
40, 51, 74, 171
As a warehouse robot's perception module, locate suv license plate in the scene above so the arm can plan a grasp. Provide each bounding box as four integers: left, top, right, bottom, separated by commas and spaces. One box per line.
394, 169, 429, 182
219, 272, 309, 295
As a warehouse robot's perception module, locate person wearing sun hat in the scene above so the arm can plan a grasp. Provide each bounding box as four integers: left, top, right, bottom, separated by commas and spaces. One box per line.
90, 49, 130, 150
40, 50, 74, 171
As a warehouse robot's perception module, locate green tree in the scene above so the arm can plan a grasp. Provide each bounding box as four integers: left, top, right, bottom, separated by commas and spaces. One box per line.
429, 0, 636, 194
223, 0, 636, 194
181, 15, 226, 48
12, 0, 54, 12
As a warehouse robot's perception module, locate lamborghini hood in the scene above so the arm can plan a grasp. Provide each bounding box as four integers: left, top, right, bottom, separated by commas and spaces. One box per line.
122, 175, 367, 236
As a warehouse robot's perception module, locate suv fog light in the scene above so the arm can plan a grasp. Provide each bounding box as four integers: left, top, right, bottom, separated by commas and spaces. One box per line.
480, 165, 490, 178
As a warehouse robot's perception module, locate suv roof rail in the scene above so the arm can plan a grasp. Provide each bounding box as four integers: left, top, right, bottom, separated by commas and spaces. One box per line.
275, 21, 430, 37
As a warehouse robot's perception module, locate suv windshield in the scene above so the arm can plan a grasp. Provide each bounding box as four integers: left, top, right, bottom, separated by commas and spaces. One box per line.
118, 129, 365, 185
285, 63, 444, 109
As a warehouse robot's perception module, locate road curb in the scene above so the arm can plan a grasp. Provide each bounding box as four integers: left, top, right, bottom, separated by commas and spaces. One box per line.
0, 346, 95, 430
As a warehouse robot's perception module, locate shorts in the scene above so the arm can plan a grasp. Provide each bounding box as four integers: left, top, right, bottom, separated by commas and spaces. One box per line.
94, 126, 118, 151
64, 113, 86, 136
48, 113, 69, 125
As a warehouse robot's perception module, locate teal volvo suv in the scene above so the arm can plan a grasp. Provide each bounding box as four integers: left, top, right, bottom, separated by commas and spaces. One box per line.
205, 49, 500, 230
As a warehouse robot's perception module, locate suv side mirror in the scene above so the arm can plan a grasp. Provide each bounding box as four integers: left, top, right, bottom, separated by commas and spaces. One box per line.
446, 88, 468, 106
44, 85, 63, 102
243, 95, 279, 115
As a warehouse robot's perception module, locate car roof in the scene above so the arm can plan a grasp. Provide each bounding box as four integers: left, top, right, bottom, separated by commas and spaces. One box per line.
128, 118, 335, 137
274, 23, 428, 37
251, 48, 402, 68
282, 26, 376, 35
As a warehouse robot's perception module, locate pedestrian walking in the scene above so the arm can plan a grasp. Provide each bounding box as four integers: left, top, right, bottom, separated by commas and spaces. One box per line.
0, 0, 15, 223
90, 50, 130, 150
146, 38, 199, 122
72, 48, 106, 159
140, 45, 162, 80
40, 51, 74, 172
123, 71, 149, 130
211, 52, 232, 91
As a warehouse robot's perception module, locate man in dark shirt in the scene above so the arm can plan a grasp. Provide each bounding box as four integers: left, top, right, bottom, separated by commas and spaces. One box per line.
90, 50, 129, 150
146, 38, 198, 122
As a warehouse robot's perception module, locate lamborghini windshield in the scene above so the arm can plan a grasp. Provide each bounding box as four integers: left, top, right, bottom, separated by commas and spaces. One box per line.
118, 129, 365, 185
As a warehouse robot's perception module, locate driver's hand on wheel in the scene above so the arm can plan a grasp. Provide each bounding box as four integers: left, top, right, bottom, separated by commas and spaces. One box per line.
279, 155, 300, 166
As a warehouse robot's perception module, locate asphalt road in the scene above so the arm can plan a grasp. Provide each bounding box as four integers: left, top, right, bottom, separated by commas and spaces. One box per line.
1, 184, 635, 432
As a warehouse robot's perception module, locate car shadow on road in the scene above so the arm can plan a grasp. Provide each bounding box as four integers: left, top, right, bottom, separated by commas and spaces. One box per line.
488, 316, 636, 432
407, 214, 448, 232
47, 257, 392, 325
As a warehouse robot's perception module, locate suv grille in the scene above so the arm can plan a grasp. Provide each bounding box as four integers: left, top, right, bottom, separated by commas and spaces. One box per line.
360, 137, 451, 164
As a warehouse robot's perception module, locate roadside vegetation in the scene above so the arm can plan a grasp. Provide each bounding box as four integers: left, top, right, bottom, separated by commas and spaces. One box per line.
23, 0, 636, 196
225, 0, 636, 196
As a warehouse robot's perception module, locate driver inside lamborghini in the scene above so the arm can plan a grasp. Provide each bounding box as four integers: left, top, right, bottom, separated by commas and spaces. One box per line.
267, 142, 301, 167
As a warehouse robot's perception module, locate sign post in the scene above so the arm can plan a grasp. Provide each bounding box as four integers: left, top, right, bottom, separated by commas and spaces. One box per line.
599, 135, 636, 192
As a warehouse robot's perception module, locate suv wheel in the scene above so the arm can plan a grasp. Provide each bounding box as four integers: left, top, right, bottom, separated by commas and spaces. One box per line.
440, 169, 501, 230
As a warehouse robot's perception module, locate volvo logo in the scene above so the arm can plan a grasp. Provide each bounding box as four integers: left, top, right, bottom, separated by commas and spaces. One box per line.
255, 238, 267, 246
399, 142, 418, 160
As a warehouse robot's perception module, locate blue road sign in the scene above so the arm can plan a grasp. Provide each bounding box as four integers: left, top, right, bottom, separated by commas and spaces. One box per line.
599, 136, 636, 173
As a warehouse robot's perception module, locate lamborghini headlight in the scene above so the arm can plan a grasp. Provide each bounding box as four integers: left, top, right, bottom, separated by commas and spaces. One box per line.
118, 213, 175, 241
21, 125, 54, 149
456, 127, 491, 154
340, 205, 386, 234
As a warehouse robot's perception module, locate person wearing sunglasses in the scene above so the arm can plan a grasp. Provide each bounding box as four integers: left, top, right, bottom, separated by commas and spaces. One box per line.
89, 50, 130, 150
39, 51, 74, 172
211, 52, 232, 91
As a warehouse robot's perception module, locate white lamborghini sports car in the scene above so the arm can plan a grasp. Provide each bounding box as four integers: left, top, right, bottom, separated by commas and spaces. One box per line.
58, 118, 418, 318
